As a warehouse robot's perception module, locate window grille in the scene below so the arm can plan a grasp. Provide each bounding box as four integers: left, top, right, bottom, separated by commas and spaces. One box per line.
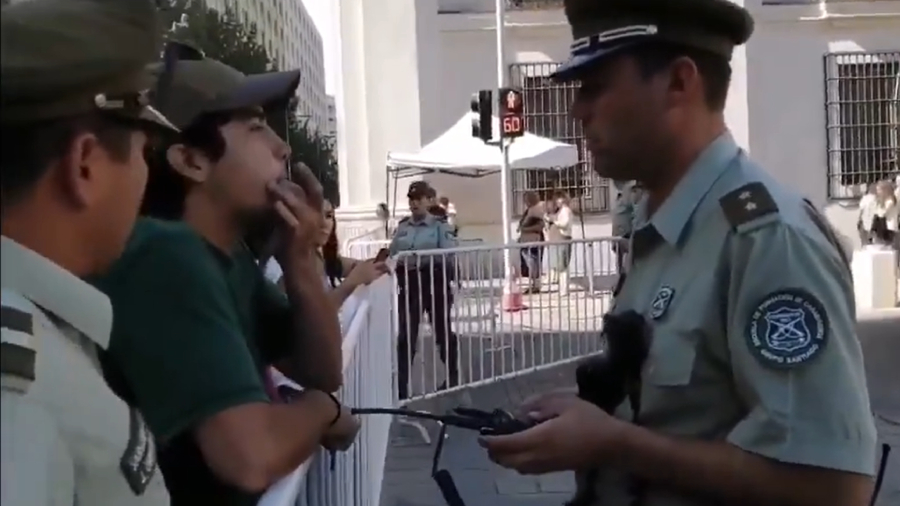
824, 51, 900, 199
508, 62, 610, 215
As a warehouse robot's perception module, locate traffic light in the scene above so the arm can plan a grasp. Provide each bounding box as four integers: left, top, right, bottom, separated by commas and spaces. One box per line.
498, 87, 525, 139
470, 90, 493, 142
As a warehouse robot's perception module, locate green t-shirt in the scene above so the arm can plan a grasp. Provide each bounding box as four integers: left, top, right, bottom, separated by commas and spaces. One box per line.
94, 218, 292, 506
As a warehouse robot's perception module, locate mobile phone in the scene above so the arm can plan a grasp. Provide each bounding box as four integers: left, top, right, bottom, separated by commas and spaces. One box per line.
374, 248, 390, 262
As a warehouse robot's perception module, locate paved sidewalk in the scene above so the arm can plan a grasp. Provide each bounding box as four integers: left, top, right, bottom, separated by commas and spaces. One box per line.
380, 362, 579, 506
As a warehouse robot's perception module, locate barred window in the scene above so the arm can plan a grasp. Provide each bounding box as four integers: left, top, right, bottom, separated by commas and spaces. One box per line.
508, 62, 610, 216
825, 51, 900, 199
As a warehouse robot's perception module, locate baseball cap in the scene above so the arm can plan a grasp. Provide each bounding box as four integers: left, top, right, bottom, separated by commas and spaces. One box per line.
0, 0, 176, 131
148, 56, 301, 130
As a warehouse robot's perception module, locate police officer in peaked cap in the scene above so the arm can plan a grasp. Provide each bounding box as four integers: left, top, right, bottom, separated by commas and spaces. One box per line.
390, 181, 460, 400
480, 0, 880, 505
1, 0, 176, 505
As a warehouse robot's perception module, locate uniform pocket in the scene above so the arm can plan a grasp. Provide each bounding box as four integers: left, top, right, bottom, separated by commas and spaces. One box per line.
646, 331, 697, 387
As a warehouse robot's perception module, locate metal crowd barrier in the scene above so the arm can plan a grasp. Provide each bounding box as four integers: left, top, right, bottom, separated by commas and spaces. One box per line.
390, 237, 626, 403
259, 275, 395, 506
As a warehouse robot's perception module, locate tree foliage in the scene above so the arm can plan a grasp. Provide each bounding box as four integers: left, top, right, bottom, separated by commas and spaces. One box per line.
158, 0, 339, 203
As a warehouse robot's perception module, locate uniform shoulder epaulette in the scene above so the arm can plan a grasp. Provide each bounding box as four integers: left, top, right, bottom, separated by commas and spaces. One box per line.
398, 217, 411, 224
1, 289, 38, 382
719, 182, 780, 232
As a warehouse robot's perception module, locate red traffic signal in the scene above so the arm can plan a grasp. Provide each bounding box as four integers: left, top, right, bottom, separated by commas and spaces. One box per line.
498, 87, 524, 138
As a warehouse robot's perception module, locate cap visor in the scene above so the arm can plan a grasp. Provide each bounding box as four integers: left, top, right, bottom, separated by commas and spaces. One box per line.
219, 70, 302, 111
139, 105, 179, 132
550, 43, 637, 82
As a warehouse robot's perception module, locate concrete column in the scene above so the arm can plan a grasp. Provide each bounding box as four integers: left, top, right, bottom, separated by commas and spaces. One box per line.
334, 0, 440, 236
724, 0, 750, 151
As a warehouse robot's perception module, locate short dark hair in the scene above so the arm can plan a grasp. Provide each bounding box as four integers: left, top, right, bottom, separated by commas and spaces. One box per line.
630, 42, 732, 112
141, 109, 255, 219
1, 113, 135, 212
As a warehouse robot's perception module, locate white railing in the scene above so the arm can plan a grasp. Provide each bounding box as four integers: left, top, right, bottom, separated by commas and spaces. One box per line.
259, 275, 396, 506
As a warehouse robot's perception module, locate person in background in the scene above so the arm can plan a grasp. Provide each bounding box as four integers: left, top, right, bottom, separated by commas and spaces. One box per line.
438, 196, 459, 235
92, 53, 358, 505
860, 179, 898, 246
390, 181, 460, 400
1, 1, 177, 504
611, 180, 640, 275
318, 198, 388, 304
517, 191, 546, 294
545, 191, 574, 295
857, 183, 877, 246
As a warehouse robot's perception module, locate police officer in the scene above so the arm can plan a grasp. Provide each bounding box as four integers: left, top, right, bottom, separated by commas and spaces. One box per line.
480, 0, 878, 505
611, 180, 639, 277
1, 0, 177, 505
390, 181, 460, 400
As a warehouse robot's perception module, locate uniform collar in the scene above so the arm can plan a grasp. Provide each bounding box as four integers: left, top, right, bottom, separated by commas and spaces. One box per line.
0, 236, 112, 348
408, 214, 435, 225
635, 132, 739, 246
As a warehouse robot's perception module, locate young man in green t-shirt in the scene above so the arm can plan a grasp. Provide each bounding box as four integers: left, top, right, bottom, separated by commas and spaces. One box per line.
93, 52, 358, 505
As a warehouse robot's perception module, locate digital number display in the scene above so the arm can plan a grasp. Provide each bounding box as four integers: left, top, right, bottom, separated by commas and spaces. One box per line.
502, 114, 524, 136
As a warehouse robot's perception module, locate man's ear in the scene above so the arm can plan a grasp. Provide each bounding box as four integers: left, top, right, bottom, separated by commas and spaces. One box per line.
57, 130, 107, 210
166, 143, 211, 183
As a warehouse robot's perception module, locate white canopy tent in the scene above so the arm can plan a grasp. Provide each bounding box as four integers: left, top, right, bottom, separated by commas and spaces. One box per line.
381, 112, 587, 245
386, 113, 578, 175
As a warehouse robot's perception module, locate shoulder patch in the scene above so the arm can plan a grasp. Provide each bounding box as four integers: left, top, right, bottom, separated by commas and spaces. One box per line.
1, 305, 36, 381
746, 289, 828, 369
720, 182, 779, 229
1, 305, 33, 335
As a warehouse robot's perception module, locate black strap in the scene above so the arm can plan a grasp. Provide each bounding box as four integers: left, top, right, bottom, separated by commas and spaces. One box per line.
870, 443, 892, 506
433, 470, 466, 506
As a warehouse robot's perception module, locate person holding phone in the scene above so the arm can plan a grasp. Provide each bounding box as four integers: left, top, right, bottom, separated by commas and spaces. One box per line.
316, 198, 388, 304
92, 54, 359, 505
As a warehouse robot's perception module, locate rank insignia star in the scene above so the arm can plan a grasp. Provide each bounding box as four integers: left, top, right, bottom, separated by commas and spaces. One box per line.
719, 182, 779, 229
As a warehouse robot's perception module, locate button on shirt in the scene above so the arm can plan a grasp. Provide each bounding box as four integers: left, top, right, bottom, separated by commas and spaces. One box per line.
595, 133, 877, 506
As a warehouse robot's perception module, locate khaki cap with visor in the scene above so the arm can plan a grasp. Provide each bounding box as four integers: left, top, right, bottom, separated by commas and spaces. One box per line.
0, 0, 177, 131
147, 53, 301, 131
552, 0, 755, 82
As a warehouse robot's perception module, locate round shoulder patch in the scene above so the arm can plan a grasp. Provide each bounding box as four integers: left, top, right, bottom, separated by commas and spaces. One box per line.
745, 289, 828, 368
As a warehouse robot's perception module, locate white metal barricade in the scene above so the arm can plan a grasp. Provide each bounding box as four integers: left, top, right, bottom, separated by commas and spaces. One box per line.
258, 276, 395, 506
390, 237, 625, 403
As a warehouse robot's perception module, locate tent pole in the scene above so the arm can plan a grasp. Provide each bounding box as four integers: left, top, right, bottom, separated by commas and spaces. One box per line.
496, 0, 513, 279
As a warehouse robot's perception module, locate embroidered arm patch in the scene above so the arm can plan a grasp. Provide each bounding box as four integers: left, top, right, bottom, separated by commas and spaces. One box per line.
745, 289, 828, 368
